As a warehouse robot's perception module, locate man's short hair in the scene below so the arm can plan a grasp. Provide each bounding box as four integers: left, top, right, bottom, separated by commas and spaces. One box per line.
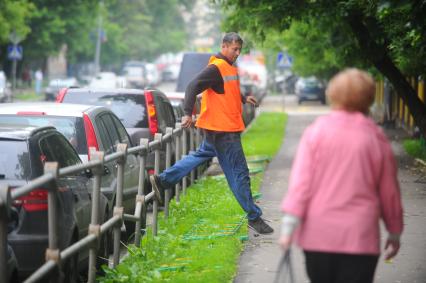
222, 32, 243, 45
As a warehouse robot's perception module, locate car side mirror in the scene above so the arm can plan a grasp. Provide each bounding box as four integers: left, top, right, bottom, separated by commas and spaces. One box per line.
8, 207, 19, 233
81, 168, 93, 179
103, 166, 111, 176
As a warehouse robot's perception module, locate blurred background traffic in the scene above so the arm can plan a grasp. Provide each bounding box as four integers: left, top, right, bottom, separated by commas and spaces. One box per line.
0, 0, 299, 104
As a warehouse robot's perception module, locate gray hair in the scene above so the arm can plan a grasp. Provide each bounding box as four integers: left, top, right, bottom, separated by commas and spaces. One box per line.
222, 32, 243, 45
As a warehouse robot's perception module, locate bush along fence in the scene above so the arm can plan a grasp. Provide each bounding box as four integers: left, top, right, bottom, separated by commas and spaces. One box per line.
0, 122, 208, 283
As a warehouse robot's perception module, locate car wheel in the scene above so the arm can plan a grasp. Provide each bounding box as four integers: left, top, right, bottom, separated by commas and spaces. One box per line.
298, 99, 303, 105
97, 209, 112, 271
63, 235, 79, 283
97, 210, 113, 268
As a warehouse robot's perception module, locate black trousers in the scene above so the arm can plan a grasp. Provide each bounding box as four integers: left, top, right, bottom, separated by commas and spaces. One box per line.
304, 250, 379, 283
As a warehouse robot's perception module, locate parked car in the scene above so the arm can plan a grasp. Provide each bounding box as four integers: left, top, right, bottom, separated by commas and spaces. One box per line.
145, 63, 160, 87
0, 103, 142, 242
239, 84, 257, 127
89, 72, 126, 89
295, 76, 326, 104
7, 243, 18, 283
0, 70, 11, 103
44, 77, 79, 101
122, 61, 147, 88
57, 88, 176, 174
164, 91, 201, 122
0, 125, 104, 281
161, 63, 180, 82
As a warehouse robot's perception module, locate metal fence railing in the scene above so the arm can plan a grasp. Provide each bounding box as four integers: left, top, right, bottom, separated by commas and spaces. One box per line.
0, 123, 205, 283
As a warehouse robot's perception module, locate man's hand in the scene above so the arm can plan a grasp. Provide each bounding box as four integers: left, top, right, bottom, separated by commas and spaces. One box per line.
245, 95, 258, 107
181, 115, 193, 128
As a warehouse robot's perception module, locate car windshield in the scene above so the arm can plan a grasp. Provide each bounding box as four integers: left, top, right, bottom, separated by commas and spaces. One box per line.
63, 92, 149, 128
0, 139, 31, 181
0, 116, 87, 155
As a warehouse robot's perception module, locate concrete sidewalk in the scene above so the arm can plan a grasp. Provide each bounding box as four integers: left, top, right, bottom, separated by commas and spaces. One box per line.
235, 95, 426, 283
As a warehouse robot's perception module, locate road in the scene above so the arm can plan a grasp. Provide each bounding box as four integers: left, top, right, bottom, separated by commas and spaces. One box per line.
235, 93, 426, 283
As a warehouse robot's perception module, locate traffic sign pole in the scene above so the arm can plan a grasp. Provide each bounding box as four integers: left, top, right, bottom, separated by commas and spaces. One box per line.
8, 31, 23, 101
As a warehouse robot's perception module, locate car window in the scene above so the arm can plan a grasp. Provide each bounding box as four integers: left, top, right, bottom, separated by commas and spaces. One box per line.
102, 114, 121, 148
153, 92, 175, 132
39, 133, 81, 169
110, 115, 132, 147
0, 115, 88, 155
63, 92, 148, 128
0, 139, 31, 180
95, 115, 115, 155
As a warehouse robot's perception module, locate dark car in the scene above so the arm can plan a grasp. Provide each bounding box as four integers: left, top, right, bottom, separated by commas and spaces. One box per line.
295, 76, 326, 104
57, 88, 176, 173
7, 243, 18, 283
0, 103, 140, 246
0, 125, 99, 281
44, 77, 79, 101
164, 91, 201, 122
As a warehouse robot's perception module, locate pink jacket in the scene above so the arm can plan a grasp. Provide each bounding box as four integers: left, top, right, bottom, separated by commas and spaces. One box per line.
281, 111, 403, 255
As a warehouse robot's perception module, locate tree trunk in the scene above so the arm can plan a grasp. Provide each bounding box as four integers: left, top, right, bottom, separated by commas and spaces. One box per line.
346, 12, 426, 138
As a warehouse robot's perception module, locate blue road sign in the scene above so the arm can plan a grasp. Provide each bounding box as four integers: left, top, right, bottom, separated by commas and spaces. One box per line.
277, 52, 293, 68
7, 44, 23, 60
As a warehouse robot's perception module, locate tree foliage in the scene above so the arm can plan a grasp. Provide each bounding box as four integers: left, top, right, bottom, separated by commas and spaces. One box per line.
0, 0, 193, 71
0, 0, 34, 44
219, 0, 426, 136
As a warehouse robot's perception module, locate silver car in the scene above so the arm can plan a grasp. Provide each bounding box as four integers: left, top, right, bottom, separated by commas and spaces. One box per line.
0, 103, 142, 241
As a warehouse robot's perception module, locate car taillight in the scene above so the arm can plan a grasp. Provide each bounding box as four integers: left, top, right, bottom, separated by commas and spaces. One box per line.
145, 91, 158, 135
83, 113, 99, 159
55, 87, 68, 103
13, 189, 48, 212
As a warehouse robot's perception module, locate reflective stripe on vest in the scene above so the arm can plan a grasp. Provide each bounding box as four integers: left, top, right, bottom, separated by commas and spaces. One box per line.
195, 56, 245, 132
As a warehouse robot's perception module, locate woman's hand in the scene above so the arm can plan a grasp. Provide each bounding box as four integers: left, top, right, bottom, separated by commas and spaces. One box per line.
279, 235, 292, 251
384, 237, 400, 260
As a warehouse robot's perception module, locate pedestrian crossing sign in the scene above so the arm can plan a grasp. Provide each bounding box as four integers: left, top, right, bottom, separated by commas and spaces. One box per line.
7, 44, 23, 60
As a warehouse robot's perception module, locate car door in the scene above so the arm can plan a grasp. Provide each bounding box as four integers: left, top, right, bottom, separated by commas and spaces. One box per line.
110, 113, 139, 212
95, 113, 138, 214
39, 132, 92, 242
153, 91, 177, 165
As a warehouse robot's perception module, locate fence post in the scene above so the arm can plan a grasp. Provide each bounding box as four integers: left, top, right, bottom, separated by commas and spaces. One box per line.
189, 127, 195, 185
44, 162, 62, 283
87, 150, 104, 283
164, 127, 173, 218
174, 123, 182, 203
181, 128, 188, 194
112, 143, 127, 267
196, 127, 202, 178
153, 133, 162, 236
135, 138, 149, 247
0, 185, 11, 283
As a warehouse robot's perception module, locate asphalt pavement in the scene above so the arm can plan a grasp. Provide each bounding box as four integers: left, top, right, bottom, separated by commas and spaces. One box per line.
235, 94, 426, 283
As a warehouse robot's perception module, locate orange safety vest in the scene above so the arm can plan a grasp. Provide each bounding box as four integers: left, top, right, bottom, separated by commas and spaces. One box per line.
195, 56, 245, 132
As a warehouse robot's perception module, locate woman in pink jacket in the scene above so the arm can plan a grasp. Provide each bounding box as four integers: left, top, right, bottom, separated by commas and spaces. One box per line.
280, 68, 403, 283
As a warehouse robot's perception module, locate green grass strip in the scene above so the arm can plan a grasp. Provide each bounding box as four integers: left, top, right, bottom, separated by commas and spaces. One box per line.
98, 112, 287, 283
403, 138, 426, 161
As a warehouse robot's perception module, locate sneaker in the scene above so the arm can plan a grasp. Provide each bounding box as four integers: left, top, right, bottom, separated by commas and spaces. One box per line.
248, 217, 274, 234
149, 174, 165, 204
